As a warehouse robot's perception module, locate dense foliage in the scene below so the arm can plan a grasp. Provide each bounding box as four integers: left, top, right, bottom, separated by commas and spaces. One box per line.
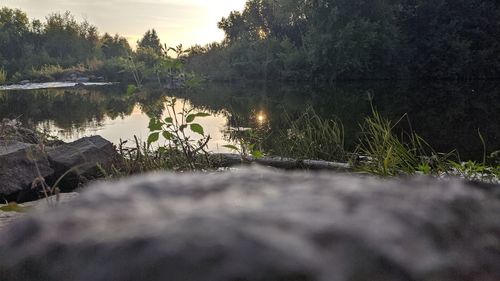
0, 8, 134, 81
0, 8, 186, 84
186, 0, 500, 81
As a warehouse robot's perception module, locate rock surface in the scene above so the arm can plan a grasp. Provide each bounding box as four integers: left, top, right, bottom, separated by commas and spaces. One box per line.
0, 168, 499, 281
0, 141, 53, 198
47, 136, 118, 190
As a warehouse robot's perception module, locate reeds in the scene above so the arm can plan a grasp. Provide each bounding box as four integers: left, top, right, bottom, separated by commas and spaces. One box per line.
277, 107, 346, 162
354, 108, 454, 176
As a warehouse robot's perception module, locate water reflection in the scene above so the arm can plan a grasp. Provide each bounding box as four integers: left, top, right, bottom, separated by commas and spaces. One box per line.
0, 81, 499, 160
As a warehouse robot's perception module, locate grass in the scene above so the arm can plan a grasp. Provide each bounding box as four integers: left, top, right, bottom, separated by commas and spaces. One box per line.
449, 161, 500, 183
268, 105, 498, 182
276, 107, 346, 162
99, 136, 213, 178
354, 108, 453, 176
0, 68, 6, 85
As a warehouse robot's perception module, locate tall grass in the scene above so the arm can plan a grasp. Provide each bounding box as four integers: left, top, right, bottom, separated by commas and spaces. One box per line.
276, 107, 345, 161
355, 108, 452, 176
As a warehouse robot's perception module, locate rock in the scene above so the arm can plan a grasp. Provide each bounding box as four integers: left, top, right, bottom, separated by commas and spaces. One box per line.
0, 141, 53, 199
19, 80, 30, 85
46, 136, 118, 191
0, 168, 498, 281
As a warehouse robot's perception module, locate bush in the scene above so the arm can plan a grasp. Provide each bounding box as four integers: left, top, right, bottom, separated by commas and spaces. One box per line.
28, 64, 87, 82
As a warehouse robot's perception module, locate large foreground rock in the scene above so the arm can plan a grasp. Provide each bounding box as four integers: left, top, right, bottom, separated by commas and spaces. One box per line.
0, 168, 499, 281
0, 141, 53, 198
46, 136, 118, 190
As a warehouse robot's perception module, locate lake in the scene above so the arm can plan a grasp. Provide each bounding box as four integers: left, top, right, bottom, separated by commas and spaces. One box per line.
1, 81, 499, 160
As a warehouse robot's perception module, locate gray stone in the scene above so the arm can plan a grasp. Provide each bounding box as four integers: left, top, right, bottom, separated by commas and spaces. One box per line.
19, 80, 30, 85
0, 168, 499, 281
0, 141, 53, 197
46, 136, 118, 190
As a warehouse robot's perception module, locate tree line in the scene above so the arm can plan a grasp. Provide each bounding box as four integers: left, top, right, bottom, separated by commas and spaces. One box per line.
0, 7, 168, 83
185, 0, 500, 81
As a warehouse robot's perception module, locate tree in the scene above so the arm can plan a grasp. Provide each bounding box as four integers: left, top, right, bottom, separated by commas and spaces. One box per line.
101, 33, 132, 58
0, 7, 30, 74
137, 29, 162, 55
218, 11, 247, 43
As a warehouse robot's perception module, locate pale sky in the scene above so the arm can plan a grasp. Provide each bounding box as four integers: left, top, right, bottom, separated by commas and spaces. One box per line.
1, 0, 246, 48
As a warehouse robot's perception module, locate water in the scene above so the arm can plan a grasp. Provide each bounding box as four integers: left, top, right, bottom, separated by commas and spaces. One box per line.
0, 81, 499, 160
0, 82, 116, 91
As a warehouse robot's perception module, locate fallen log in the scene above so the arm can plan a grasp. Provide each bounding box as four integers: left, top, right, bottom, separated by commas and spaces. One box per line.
209, 153, 351, 171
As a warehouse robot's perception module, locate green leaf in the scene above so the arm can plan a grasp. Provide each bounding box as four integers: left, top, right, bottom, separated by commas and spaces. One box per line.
190, 123, 204, 135
222, 144, 239, 151
162, 131, 174, 140
186, 114, 195, 123
164, 117, 173, 124
187, 112, 210, 123
126, 84, 138, 96
148, 118, 162, 131
251, 150, 264, 159
179, 124, 188, 132
195, 112, 211, 117
147, 132, 160, 145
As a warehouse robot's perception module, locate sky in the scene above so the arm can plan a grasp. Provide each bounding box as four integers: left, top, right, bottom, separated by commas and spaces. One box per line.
1, 0, 246, 48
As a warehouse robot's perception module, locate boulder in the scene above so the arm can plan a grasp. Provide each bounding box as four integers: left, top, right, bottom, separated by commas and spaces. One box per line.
46, 136, 118, 190
0, 141, 53, 199
0, 168, 499, 281
19, 80, 30, 85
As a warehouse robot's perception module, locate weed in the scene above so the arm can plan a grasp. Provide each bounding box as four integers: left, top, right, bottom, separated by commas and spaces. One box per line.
223, 129, 265, 159
147, 98, 212, 170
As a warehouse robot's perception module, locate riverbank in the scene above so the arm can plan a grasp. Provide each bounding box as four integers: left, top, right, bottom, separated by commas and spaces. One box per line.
2, 114, 499, 208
